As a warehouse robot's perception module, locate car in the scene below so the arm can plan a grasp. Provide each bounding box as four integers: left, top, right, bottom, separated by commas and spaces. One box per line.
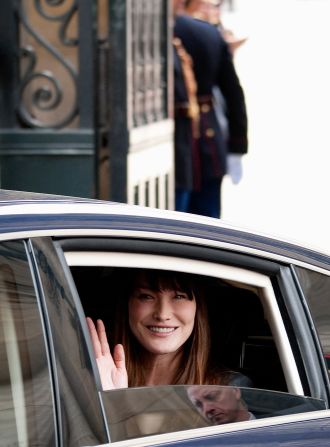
1, 189, 330, 447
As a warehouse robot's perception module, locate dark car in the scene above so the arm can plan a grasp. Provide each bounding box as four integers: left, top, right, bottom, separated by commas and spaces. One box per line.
1, 189, 330, 447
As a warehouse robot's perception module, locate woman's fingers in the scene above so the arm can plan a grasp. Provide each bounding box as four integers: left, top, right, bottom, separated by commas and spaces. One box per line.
113, 344, 126, 371
86, 317, 102, 357
113, 344, 128, 388
87, 318, 115, 367
86, 317, 128, 390
96, 319, 111, 356
87, 318, 111, 360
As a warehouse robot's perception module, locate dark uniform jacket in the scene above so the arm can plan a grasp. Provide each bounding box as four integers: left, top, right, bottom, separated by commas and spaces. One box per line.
174, 14, 248, 191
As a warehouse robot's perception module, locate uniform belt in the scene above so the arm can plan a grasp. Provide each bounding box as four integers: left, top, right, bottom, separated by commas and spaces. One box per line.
198, 95, 213, 106
198, 96, 213, 112
175, 96, 213, 117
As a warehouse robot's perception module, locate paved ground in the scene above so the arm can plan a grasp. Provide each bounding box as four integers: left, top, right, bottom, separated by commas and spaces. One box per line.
221, 0, 330, 253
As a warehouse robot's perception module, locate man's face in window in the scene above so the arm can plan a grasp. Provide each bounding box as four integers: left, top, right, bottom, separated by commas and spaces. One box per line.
187, 386, 249, 425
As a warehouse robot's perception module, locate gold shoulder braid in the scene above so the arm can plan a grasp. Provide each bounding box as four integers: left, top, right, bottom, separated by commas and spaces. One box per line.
173, 37, 200, 138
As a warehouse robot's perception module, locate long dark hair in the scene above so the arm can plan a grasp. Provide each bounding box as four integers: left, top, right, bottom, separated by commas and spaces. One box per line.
114, 269, 226, 386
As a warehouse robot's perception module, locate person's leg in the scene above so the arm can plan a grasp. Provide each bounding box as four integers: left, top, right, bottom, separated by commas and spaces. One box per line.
175, 188, 192, 212
189, 177, 223, 218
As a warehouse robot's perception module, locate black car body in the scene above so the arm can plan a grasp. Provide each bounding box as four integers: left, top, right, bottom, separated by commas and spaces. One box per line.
1, 190, 330, 446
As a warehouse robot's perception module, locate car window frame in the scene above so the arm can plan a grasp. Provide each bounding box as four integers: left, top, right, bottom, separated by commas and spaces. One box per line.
96, 410, 330, 447
56, 235, 330, 443
291, 264, 330, 399
29, 237, 111, 445
275, 265, 330, 404
63, 248, 303, 396
0, 239, 59, 446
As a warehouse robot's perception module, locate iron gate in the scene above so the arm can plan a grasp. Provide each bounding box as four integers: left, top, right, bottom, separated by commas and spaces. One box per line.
0, 0, 174, 209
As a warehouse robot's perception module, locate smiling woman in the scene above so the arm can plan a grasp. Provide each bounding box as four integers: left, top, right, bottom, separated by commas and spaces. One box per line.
127, 270, 197, 385
87, 269, 247, 390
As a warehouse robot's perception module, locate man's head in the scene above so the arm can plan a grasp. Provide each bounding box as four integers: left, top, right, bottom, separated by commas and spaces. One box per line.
187, 386, 250, 425
184, 0, 223, 24
172, 0, 186, 15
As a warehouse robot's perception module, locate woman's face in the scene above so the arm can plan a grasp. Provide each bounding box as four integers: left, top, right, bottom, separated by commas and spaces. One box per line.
128, 281, 197, 356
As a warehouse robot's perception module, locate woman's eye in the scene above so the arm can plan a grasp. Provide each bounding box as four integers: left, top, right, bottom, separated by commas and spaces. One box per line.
138, 293, 154, 301
174, 293, 189, 300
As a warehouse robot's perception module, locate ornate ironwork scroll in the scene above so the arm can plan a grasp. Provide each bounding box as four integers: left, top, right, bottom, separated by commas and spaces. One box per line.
17, 0, 79, 129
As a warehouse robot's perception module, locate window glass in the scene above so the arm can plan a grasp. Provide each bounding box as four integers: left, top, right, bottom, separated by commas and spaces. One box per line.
31, 238, 108, 446
295, 266, 330, 370
100, 385, 325, 442
0, 240, 55, 446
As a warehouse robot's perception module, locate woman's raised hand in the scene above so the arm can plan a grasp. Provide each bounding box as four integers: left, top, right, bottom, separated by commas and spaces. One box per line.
86, 317, 128, 390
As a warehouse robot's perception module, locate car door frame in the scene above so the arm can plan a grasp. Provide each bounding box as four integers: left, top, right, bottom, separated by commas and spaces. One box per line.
28, 236, 111, 445
57, 235, 330, 405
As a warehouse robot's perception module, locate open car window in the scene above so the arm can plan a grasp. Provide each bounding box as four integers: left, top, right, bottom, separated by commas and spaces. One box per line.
55, 240, 330, 444
64, 251, 303, 395
100, 385, 326, 442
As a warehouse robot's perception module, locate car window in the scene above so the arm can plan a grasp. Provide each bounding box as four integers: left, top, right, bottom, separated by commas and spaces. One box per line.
0, 240, 56, 446
31, 238, 109, 446
100, 385, 326, 442
295, 266, 330, 373
65, 251, 302, 395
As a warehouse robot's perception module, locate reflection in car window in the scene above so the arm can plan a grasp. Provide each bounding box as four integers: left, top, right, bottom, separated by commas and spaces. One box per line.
100, 385, 325, 442
0, 240, 55, 446
187, 385, 254, 425
32, 238, 108, 446
295, 266, 330, 372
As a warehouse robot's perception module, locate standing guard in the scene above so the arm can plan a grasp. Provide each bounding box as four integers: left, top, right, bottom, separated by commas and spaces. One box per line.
173, 8, 248, 218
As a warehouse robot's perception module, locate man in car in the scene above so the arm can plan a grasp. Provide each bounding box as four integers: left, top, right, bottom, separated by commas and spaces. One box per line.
187, 385, 254, 425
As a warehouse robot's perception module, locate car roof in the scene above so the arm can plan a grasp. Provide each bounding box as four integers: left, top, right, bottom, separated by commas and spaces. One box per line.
0, 189, 329, 272
0, 189, 99, 204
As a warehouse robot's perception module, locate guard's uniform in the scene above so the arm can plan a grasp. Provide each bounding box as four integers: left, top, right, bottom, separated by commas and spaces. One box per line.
174, 14, 248, 217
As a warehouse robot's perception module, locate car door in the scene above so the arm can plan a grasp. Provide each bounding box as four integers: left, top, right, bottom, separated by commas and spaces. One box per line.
52, 233, 330, 444
10, 233, 328, 446
61, 238, 328, 387
0, 239, 57, 446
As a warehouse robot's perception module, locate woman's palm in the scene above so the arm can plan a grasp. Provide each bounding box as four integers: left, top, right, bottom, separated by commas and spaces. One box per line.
86, 317, 128, 390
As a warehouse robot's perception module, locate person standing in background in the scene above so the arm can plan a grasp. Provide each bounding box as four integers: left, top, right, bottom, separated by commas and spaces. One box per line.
184, 0, 248, 191
173, 1, 248, 218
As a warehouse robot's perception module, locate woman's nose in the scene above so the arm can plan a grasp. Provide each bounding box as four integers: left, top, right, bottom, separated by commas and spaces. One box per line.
153, 298, 171, 320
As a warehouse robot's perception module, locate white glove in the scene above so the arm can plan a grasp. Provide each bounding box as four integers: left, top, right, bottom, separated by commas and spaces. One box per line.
227, 154, 243, 184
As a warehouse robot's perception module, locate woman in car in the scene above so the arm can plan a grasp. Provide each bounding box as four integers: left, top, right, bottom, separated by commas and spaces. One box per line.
87, 269, 249, 390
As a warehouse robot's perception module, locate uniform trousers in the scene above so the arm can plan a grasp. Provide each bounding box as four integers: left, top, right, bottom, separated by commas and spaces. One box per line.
175, 177, 223, 218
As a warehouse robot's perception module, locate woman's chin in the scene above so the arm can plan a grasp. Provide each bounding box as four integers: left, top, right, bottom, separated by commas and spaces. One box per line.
142, 340, 182, 356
